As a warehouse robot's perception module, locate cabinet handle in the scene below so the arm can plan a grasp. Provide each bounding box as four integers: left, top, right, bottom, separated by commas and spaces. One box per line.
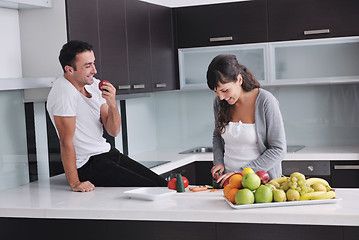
334, 165, 359, 170
155, 83, 167, 88
118, 85, 131, 90
133, 84, 145, 89
209, 36, 233, 42
304, 29, 330, 35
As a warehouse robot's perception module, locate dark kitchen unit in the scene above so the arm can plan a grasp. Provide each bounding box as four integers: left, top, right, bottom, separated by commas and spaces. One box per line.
282, 160, 359, 188
330, 161, 359, 188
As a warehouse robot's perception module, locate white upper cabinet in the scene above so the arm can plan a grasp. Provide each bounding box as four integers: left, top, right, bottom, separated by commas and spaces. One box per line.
179, 36, 359, 89
179, 43, 268, 90
269, 37, 359, 85
0, 0, 52, 9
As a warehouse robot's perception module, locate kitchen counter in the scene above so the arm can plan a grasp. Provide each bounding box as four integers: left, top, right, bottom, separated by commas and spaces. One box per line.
130, 146, 359, 175
0, 173, 358, 227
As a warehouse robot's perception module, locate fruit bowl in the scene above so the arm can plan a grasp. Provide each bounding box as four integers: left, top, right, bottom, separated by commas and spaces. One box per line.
224, 197, 341, 209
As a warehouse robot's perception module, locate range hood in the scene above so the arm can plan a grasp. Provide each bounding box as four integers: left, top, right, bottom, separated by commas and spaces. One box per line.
0, 0, 52, 9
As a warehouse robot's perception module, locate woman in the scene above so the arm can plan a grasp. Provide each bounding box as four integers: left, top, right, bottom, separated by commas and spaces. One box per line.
207, 54, 286, 186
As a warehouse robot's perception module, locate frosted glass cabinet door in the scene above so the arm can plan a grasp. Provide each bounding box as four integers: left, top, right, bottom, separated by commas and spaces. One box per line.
270, 37, 359, 85
179, 43, 268, 90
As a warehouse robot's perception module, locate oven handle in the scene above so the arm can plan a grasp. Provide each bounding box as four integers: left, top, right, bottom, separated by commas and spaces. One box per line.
334, 165, 359, 170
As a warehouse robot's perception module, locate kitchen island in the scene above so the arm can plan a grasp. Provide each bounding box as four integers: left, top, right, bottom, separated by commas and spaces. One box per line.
0, 173, 358, 240
1, 146, 359, 239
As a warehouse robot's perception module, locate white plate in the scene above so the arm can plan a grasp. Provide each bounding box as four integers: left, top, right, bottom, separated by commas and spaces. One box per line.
124, 187, 176, 201
224, 197, 342, 209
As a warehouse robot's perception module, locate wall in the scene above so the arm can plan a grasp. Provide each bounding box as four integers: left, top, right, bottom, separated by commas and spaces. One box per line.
126, 83, 359, 155
0, 8, 22, 78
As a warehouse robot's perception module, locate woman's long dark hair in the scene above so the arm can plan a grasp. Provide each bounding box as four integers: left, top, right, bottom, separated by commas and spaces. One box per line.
207, 54, 261, 133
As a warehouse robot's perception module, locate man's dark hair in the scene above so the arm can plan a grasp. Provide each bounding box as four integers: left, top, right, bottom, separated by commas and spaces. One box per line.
59, 40, 94, 73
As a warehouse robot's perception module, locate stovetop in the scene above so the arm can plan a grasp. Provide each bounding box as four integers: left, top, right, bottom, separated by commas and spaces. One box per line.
138, 161, 170, 169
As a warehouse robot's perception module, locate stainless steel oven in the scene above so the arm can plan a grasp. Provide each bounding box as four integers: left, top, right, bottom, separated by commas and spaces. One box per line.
282, 160, 359, 188
282, 161, 331, 183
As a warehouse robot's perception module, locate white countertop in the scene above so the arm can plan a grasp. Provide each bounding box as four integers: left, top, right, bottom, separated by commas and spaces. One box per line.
0, 174, 358, 226
1, 146, 358, 226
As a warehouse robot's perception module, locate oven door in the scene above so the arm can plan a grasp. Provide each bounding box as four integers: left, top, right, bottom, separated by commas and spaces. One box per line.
281, 161, 331, 183
331, 161, 359, 188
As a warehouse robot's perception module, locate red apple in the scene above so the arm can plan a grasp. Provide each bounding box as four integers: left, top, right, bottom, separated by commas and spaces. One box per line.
256, 170, 270, 184
98, 80, 110, 91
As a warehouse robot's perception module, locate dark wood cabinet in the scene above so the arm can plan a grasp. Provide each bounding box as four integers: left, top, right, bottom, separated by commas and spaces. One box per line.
331, 161, 359, 188
174, 0, 268, 48
149, 4, 178, 92
98, 0, 129, 94
66, 0, 178, 95
160, 161, 213, 185
217, 223, 343, 240
66, 0, 102, 79
268, 0, 359, 42
125, 0, 152, 94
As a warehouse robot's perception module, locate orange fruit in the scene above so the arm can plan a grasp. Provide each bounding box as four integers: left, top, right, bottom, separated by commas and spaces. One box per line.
242, 167, 255, 176
229, 174, 243, 188
223, 183, 234, 197
226, 188, 239, 203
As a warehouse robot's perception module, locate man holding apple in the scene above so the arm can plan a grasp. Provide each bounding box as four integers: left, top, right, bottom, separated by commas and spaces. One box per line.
47, 40, 167, 192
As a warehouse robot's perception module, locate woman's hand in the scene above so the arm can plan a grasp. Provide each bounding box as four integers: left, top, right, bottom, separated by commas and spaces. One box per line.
211, 164, 224, 178
216, 171, 235, 187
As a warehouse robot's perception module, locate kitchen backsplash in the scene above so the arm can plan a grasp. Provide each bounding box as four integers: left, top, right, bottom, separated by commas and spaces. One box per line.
126, 83, 359, 154
1, 83, 359, 191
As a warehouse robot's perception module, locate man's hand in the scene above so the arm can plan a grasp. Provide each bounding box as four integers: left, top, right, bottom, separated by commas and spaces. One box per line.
99, 80, 117, 108
71, 181, 95, 192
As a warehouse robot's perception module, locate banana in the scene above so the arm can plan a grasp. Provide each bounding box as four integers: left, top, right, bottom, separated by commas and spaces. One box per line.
306, 178, 332, 191
269, 176, 288, 185
299, 190, 336, 200
311, 190, 336, 200
290, 172, 305, 180
299, 191, 326, 201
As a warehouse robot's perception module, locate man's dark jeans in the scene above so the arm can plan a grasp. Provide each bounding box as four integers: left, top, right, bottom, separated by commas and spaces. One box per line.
78, 148, 167, 187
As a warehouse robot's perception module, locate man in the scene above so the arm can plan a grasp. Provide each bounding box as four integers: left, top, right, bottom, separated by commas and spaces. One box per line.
47, 40, 167, 192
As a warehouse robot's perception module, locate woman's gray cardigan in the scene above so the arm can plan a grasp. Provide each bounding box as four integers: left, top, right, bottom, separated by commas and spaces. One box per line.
212, 88, 286, 179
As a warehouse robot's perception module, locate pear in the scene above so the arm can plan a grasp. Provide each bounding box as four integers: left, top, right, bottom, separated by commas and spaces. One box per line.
286, 189, 300, 201
273, 189, 287, 202
312, 183, 326, 192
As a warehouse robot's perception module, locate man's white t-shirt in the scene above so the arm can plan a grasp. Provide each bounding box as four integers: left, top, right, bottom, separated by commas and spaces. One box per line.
47, 76, 111, 168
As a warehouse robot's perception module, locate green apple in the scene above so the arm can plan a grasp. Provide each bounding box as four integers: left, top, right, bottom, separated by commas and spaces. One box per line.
242, 173, 261, 191
265, 183, 276, 191
254, 185, 273, 203
235, 188, 255, 205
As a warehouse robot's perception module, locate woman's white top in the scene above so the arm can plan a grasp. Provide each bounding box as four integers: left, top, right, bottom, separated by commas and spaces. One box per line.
222, 121, 260, 173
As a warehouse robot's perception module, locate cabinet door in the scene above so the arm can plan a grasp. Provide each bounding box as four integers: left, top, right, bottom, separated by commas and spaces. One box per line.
149, 4, 178, 92
98, 0, 130, 94
66, 0, 102, 78
268, 0, 359, 42
126, 0, 152, 93
175, 0, 268, 48
179, 43, 268, 90
270, 37, 359, 85
331, 161, 359, 188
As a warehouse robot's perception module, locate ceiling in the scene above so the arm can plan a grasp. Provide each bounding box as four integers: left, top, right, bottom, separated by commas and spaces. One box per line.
140, 0, 250, 8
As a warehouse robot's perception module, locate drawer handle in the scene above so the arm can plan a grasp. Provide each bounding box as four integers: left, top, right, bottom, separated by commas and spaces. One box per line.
304, 29, 330, 35
334, 165, 359, 170
156, 83, 167, 88
133, 84, 145, 89
209, 36, 233, 42
118, 85, 131, 90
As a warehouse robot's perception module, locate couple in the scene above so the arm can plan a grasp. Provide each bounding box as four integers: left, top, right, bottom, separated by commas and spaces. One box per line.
47, 40, 286, 192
